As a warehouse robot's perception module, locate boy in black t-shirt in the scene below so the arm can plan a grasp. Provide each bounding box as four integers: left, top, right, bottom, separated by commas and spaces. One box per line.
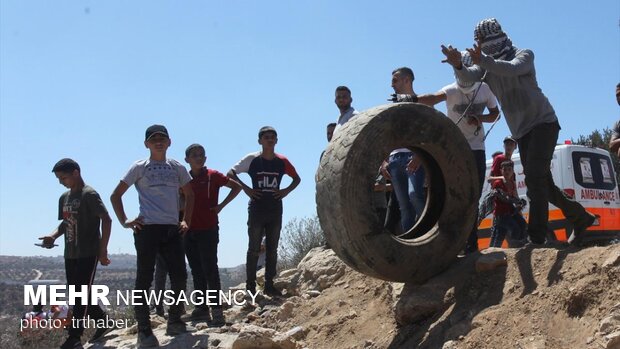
228, 126, 301, 296
39, 158, 113, 349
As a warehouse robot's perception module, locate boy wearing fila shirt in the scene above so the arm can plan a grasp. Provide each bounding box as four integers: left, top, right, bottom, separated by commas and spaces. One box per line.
228, 126, 301, 297
183, 143, 241, 326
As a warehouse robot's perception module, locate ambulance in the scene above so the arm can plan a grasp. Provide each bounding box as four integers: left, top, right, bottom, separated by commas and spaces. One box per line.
477, 143, 620, 248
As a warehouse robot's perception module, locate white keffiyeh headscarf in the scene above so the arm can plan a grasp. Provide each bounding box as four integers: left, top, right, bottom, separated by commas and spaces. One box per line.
474, 18, 516, 60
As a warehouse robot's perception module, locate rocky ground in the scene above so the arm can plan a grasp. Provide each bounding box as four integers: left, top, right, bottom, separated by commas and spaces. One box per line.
84, 243, 620, 349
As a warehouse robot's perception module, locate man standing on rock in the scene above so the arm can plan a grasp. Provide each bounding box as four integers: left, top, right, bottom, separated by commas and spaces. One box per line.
441, 18, 596, 245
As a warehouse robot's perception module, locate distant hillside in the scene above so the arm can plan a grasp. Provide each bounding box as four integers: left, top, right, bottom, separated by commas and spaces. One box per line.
0, 254, 245, 316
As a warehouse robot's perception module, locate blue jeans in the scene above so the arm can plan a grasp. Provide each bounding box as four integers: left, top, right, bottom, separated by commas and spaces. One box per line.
490, 213, 526, 247
388, 151, 426, 231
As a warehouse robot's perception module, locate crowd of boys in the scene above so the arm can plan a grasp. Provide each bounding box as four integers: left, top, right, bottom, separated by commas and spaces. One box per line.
39, 124, 299, 349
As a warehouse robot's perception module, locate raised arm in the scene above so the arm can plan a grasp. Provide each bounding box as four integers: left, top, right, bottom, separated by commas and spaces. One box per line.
473, 47, 534, 77
417, 91, 447, 107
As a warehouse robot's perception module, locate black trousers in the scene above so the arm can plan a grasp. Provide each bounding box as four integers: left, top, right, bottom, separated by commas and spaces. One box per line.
246, 209, 282, 287
65, 256, 106, 338
184, 227, 222, 309
133, 225, 187, 330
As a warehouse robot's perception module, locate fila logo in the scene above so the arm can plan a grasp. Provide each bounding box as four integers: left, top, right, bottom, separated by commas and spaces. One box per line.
258, 176, 278, 189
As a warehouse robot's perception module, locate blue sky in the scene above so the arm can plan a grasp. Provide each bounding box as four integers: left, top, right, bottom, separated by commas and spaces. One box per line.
1, 1, 618, 268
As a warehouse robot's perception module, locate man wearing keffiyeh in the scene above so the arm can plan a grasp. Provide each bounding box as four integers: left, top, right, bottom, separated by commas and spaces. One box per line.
440, 18, 596, 246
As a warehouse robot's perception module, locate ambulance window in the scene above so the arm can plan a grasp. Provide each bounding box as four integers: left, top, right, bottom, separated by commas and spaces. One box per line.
600, 159, 612, 184
571, 151, 616, 190
579, 158, 594, 183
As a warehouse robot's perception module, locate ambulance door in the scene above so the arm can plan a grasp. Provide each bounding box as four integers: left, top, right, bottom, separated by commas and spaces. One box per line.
570, 149, 620, 239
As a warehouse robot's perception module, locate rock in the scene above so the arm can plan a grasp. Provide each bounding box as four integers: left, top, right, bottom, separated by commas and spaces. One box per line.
279, 268, 298, 278
280, 325, 307, 341
442, 340, 458, 349
516, 336, 547, 349
338, 310, 358, 324
278, 301, 297, 321
232, 324, 301, 349
305, 290, 321, 297
395, 283, 448, 325
600, 314, 620, 334
603, 249, 620, 269
394, 256, 478, 326
476, 251, 508, 273
605, 331, 620, 349
257, 268, 266, 286
278, 247, 346, 295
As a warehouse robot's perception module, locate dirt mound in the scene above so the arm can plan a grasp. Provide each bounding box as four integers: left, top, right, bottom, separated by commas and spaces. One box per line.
250, 244, 620, 349
83, 244, 619, 349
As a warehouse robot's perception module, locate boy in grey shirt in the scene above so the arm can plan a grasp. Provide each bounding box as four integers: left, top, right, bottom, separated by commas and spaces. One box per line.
110, 125, 194, 348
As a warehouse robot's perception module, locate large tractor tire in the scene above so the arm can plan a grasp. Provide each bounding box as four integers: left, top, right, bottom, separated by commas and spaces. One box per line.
316, 103, 479, 283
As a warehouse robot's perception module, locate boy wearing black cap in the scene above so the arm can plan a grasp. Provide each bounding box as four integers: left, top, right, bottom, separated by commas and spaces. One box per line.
110, 125, 194, 347
183, 143, 241, 325
39, 158, 113, 349
228, 126, 301, 297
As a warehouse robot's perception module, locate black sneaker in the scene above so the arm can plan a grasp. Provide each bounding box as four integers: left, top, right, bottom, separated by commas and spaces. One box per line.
166, 319, 192, 336
569, 212, 596, 246
188, 307, 211, 321
155, 306, 166, 318
89, 324, 116, 343
209, 307, 226, 327
137, 329, 159, 348
60, 336, 83, 349
246, 281, 256, 294
264, 284, 282, 297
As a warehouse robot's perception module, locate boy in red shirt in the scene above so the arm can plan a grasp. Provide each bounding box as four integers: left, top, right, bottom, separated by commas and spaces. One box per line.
184, 143, 241, 326
489, 160, 526, 247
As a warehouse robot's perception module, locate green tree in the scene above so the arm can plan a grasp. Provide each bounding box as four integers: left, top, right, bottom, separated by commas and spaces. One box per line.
278, 215, 325, 270
572, 127, 620, 183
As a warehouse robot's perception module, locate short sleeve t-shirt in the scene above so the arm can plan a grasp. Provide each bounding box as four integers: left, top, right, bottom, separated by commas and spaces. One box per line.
189, 168, 229, 230
57, 185, 108, 259
441, 82, 498, 151
121, 158, 191, 225
231, 152, 298, 212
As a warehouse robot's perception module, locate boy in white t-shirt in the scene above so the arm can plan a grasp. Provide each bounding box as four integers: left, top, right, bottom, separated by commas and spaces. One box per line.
418, 53, 499, 253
